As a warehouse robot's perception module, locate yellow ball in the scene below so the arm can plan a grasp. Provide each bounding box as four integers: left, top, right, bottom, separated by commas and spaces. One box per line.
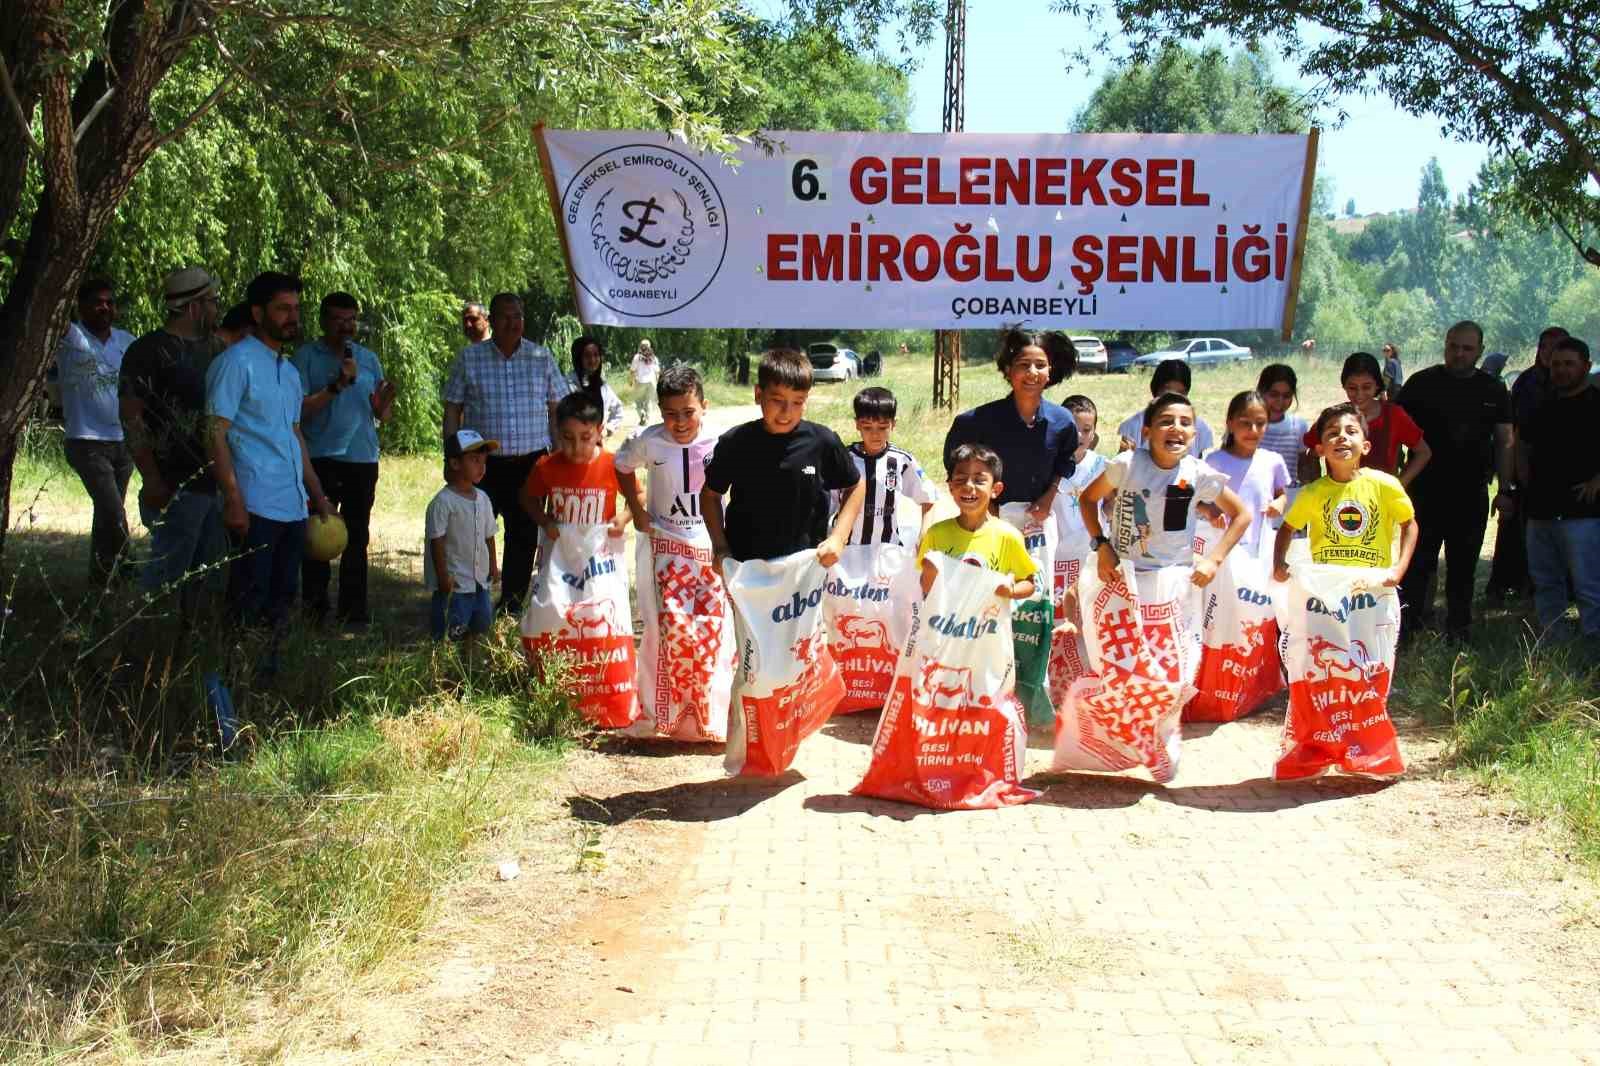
305, 514, 348, 562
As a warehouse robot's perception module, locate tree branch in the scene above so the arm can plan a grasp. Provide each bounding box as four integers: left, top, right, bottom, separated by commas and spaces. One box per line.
73, 86, 116, 145
151, 69, 239, 150
0, 51, 40, 154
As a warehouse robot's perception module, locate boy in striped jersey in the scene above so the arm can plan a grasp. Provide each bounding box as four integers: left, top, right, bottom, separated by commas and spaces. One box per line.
836, 387, 937, 548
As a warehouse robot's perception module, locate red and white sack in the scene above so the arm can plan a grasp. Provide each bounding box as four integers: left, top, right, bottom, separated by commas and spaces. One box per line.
723, 551, 845, 777
627, 530, 733, 742
1182, 550, 1283, 722
520, 523, 638, 729
854, 552, 1039, 809
1052, 561, 1200, 783
824, 543, 919, 713
1047, 555, 1093, 709
1274, 560, 1403, 780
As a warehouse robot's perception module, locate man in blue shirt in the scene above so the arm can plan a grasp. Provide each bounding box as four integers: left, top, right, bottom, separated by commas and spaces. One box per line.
208, 272, 333, 632
291, 292, 395, 627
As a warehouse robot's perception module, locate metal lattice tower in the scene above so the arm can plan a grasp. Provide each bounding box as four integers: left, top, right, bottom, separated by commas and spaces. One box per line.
932, 0, 965, 411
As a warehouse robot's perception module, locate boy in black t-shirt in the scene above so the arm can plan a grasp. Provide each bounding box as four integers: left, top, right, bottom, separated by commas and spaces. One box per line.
702, 349, 865, 569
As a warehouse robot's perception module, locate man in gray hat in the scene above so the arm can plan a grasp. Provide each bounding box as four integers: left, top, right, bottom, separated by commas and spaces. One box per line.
119, 266, 228, 614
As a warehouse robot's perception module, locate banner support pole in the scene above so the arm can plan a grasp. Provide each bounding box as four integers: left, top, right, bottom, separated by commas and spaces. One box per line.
1280, 127, 1320, 343
533, 123, 587, 326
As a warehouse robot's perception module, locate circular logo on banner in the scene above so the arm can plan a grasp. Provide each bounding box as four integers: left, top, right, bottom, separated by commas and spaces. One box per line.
561, 144, 728, 319
1334, 500, 1370, 537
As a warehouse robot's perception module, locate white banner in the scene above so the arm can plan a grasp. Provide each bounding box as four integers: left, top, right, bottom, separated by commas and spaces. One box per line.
538, 128, 1315, 330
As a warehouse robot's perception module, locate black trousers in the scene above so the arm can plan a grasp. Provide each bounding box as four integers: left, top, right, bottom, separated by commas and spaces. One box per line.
481, 450, 543, 612
303, 458, 378, 621
1401, 484, 1490, 635
1486, 507, 1530, 597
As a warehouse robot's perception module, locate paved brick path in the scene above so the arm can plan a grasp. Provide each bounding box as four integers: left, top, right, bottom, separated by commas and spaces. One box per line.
543, 711, 1599, 1066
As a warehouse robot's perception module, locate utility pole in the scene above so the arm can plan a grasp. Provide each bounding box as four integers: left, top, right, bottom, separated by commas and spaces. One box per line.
932, 0, 965, 411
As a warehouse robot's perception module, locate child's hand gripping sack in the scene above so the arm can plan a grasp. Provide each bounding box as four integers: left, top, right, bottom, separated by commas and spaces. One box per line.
854, 552, 1039, 809
823, 542, 919, 713
722, 551, 846, 776
628, 528, 734, 742
520, 523, 638, 729
1274, 557, 1403, 780
1052, 559, 1201, 784
998, 502, 1057, 729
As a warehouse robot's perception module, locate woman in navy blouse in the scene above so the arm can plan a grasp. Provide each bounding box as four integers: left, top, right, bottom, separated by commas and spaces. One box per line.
942, 328, 1079, 520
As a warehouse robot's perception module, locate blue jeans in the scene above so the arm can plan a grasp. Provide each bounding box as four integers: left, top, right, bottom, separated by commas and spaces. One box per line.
430, 585, 493, 640
1525, 518, 1600, 638
139, 489, 226, 607
228, 514, 305, 629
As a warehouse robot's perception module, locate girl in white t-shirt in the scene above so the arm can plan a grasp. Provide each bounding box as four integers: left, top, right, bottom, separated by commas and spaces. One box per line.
1204, 390, 1290, 560
1080, 393, 1252, 587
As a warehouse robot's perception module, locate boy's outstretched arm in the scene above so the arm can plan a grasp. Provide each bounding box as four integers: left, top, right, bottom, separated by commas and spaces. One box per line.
819, 478, 866, 567
920, 557, 938, 598
1078, 472, 1117, 582
1272, 522, 1296, 582
701, 487, 729, 573
1388, 517, 1419, 587
1193, 487, 1250, 587
617, 469, 652, 534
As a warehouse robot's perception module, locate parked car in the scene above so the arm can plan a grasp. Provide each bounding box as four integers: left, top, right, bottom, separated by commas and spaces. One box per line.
1070, 336, 1108, 373
1105, 340, 1141, 374
1132, 337, 1253, 369
806, 342, 859, 382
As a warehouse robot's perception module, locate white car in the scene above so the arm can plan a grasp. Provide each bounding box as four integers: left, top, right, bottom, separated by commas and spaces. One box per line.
1132, 337, 1253, 369
807, 343, 859, 382
1071, 335, 1108, 373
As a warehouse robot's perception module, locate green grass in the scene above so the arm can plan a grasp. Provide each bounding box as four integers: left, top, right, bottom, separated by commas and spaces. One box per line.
1, 445, 583, 1059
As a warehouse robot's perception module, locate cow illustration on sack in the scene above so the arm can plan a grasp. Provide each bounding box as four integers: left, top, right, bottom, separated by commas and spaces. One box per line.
914, 661, 981, 713
1307, 635, 1381, 683
833, 615, 890, 652
561, 600, 617, 642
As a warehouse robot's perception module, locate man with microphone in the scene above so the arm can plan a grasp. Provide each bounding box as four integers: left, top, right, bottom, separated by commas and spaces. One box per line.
292, 291, 395, 627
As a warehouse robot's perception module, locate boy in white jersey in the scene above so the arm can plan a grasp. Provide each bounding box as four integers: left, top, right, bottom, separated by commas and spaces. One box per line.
616, 365, 732, 741
836, 386, 936, 547
617, 365, 718, 539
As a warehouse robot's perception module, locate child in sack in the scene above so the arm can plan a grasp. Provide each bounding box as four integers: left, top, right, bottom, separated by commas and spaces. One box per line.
522, 391, 631, 544
837, 385, 937, 549
920, 444, 1037, 603
425, 429, 500, 645
1050, 394, 1109, 634
617, 365, 718, 541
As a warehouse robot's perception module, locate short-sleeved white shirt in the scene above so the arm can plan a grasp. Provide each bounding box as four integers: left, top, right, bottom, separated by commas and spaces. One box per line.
613, 423, 718, 541
1102, 451, 1228, 569
630, 352, 660, 386
55, 322, 134, 441
1051, 450, 1109, 562
424, 485, 495, 592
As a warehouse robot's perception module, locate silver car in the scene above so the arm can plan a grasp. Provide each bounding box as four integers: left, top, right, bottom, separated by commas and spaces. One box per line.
1071, 335, 1108, 373
1132, 337, 1253, 369
807, 342, 859, 382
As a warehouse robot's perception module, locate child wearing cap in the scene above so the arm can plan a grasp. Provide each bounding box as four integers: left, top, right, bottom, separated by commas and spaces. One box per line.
426, 429, 500, 643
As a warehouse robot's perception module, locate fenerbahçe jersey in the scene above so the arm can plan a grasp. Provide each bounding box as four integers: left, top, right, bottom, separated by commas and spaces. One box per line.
834, 442, 938, 548
614, 423, 719, 541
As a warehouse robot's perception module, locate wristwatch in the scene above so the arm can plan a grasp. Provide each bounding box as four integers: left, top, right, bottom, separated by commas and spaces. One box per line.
1090, 535, 1111, 550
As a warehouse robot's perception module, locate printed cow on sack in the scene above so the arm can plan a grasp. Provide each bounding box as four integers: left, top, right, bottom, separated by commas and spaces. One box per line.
855, 552, 1037, 810
823, 543, 919, 713
1274, 563, 1403, 781
1052, 561, 1200, 784
722, 552, 845, 777
522, 524, 639, 729
629, 533, 733, 742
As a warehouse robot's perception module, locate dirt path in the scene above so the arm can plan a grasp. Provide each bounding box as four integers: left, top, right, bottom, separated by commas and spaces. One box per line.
216, 709, 1600, 1066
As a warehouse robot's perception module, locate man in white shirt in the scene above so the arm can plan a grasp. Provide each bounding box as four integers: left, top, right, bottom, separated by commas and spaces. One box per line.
630, 339, 660, 425
53, 278, 136, 583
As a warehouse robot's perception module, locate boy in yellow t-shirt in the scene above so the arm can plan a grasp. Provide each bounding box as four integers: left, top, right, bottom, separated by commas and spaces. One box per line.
1274, 402, 1419, 586
919, 443, 1038, 600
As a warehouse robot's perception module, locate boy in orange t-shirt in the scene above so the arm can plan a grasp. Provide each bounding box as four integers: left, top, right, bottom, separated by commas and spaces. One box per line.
521, 392, 630, 541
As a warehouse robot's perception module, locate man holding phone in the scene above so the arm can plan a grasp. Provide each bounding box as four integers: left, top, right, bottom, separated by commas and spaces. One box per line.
291, 291, 395, 627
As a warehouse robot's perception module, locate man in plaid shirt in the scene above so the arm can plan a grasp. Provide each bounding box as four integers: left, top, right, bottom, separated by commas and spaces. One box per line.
443, 292, 570, 615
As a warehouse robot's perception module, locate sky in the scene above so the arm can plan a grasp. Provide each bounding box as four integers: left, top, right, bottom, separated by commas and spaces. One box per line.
776, 1, 1494, 215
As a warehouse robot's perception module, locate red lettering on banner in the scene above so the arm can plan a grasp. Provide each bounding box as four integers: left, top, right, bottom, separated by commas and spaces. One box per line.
1147, 158, 1178, 206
